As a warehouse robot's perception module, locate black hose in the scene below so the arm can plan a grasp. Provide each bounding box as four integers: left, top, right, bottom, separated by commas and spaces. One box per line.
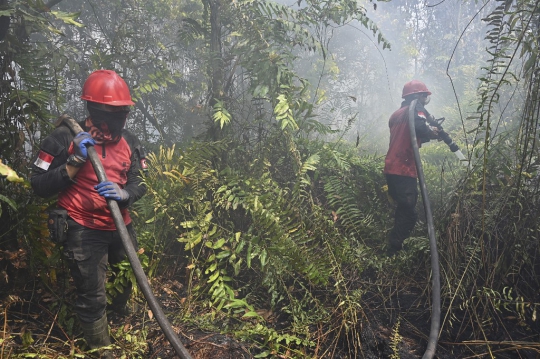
61, 116, 193, 359
425, 116, 460, 153
407, 101, 441, 359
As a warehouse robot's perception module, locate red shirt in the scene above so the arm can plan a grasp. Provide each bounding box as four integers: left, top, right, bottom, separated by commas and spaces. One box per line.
58, 138, 132, 229
383, 105, 426, 178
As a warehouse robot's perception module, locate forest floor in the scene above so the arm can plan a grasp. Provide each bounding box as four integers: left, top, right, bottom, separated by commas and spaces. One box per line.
2, 259, 540, 358
0, 273, 253, 359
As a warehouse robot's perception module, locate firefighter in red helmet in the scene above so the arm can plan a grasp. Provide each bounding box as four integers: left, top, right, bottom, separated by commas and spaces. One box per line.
384, 80, 439, 255
31, 70, 147, 358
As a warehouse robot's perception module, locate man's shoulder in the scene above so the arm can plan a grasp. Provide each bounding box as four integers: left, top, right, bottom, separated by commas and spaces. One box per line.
393, 105, 409, 115
389, 106, 409, 122
39, 124, 73, 148
121, 129, 140, 140
121, 129, 142, 149
50, 123, 74, 137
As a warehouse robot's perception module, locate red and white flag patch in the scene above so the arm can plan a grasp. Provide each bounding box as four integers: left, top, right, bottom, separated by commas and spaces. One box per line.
34, 150, 54, 171
140, 158, 148, 171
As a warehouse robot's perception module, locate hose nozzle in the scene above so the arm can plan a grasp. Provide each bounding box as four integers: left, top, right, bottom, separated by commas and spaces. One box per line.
438, 130, 459, 152
427, 117, 469, 166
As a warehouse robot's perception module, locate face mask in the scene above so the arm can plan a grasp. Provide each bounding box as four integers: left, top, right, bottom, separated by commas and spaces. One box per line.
87, 106, 129, 138
421, 95, 431, 106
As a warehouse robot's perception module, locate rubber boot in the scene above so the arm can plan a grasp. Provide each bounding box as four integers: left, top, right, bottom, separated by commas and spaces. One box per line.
108, 288, 132, 317
79, 315, 114, 359
387, 230, 403, 256
107, 273, 134, 318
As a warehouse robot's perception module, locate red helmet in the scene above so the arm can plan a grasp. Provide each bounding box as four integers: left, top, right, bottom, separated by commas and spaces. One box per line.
402, 80, 432, 98
81, 70, 135, 106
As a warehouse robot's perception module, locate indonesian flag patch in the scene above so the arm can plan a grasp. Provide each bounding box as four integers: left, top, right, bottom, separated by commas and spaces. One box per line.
34, 150, 54, 171
140, 158, 148, 171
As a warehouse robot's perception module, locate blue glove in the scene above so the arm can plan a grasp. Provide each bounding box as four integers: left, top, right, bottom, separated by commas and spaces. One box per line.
72, 132, 96, 160
95, 181, 130, 201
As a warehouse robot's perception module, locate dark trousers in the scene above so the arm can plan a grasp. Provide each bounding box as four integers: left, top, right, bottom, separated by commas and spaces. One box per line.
386, 174, 418, 252
63, 218, 137, 323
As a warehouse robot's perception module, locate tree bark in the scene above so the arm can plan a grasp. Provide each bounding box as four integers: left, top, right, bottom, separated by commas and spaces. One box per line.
209, 0, 222, 107
205, 0, 224, 141
0, 0, 10, 41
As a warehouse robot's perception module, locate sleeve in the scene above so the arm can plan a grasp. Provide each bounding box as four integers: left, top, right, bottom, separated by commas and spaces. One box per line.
30, 127, 76, 198
118, 132, 147, 208
414, 104, 436, 143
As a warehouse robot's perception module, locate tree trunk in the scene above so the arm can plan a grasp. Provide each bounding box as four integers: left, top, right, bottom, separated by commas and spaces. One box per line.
206, 0, 223, 141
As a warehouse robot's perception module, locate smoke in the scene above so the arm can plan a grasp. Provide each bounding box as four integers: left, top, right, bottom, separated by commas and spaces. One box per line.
284, 0, 496, 152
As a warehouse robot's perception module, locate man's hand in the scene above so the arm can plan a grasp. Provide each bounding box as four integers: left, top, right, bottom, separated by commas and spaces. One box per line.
72, 132, 96, 160
429, 126, 440, 139
95, 181, 130, 201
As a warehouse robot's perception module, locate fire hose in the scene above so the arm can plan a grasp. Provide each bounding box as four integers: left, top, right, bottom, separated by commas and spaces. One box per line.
408, 100, 441, 359
60, 115, 193, 359
425, 116, 468, 165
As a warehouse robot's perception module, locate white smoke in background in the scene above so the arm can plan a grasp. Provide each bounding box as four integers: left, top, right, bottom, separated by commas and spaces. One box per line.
273, 0, 496, 154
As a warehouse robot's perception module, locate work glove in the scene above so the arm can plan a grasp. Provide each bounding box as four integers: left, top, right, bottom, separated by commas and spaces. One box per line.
95, 181, 130, 202
429, 126, 440, 139
72, 132, 96, 160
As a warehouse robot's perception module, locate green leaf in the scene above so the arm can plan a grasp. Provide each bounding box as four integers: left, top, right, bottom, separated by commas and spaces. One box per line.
205, 262, 217, 274
208, 270, 220, 283
260, 249, 267, 267
216, 250, 231, 259
242, 311, 262, 318
50, 11, 84, 27
212, 100, 232, 128
0, 194, 17, 211
254, 351, 271, 358
212, 238, 226, 249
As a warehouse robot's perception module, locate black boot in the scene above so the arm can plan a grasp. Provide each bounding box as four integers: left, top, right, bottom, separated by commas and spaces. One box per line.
79, 315, 114, 359
108, 277, 135, 318
387, 230, 403, 256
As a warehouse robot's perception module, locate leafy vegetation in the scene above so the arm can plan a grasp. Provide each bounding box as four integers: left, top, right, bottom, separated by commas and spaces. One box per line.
2, 0, 540, 358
